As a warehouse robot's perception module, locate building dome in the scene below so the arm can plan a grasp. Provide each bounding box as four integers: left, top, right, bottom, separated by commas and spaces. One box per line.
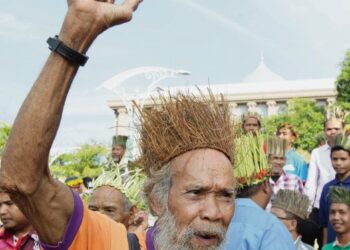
242, 54, 285, 83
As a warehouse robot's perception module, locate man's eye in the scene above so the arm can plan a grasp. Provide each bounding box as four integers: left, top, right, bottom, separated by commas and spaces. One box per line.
89, 207, 97, 211
187, 189, 203, 196
105, 208, 116, 213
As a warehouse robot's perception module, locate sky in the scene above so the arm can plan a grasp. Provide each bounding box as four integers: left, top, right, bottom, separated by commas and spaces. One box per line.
1, 0, 350, 150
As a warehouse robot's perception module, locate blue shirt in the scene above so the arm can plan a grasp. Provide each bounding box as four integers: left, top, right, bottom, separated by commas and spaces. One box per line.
319, 176, 350, 243
224, 198, 295, 250
285, 147, 308, 181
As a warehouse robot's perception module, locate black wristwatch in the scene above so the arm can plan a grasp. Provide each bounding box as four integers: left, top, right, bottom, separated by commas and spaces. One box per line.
47, 36, 89, 66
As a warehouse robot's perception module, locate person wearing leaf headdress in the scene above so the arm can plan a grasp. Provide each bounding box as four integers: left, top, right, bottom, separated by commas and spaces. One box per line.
271, 190, 313, 250
304, 106, 346, 247
322, 186, 350, 250
266, 136, 304, 211
319, 133, 350, 245
88, 167, 147, 233
224, 133, 295, 250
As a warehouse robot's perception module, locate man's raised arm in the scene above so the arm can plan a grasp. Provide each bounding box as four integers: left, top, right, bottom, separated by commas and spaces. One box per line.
0, 0, 141, 245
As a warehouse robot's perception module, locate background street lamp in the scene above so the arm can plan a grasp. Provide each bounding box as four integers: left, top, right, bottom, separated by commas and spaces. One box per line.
98, 66, 191, 161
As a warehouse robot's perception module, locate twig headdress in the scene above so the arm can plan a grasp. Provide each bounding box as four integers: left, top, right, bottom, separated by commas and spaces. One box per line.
92, 166, 146, 209
267, 136, 288, 157
134, 90, 235, 176
326, 104, 349, 122
272, 190, 310, 220
234, 133, 270, 188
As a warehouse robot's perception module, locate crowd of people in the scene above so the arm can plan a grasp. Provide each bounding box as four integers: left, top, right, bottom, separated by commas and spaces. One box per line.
0, 1, 350, 250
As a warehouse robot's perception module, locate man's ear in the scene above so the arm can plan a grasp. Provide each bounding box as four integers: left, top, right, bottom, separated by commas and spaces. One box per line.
261, 180, 270, 195
290, 219, 298, 232
127, 205, 138, 225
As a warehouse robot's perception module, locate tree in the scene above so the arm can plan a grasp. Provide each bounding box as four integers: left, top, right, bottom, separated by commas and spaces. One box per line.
336, 50, 350, 124
262, 98, 325, 152
0, 122, 11, 159
50, 143, 109, 180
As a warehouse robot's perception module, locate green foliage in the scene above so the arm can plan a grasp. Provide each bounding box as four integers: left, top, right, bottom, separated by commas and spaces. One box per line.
262, 98, 325, 152
50, 143, 109, 180
335, 50, 350, 124
0, 122, 11, 159
336, 50, 350, 104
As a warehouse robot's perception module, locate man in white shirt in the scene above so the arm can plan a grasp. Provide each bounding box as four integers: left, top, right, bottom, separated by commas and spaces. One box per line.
303, 118, 343, 247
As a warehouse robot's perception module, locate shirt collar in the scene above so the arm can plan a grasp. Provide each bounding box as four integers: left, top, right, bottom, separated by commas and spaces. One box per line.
334, 175, 350, 184
236, 198, 262, 211
333, 238, 350, 247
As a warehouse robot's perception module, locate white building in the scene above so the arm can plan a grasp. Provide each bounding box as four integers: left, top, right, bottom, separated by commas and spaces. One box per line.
107, 58, 336, 136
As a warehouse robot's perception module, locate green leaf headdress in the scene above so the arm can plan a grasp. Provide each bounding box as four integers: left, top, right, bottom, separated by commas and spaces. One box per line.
91, 165, 146, 210
234, 133, 270, 188
333, 133, 350, 152
329, 186, 350, 206
272, 190, 310, 220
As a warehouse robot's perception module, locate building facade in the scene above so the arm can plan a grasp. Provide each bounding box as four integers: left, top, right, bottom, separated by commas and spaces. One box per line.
107, 59, 337, 136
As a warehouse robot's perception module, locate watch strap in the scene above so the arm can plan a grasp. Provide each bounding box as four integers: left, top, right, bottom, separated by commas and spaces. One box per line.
47, 36, 88, 66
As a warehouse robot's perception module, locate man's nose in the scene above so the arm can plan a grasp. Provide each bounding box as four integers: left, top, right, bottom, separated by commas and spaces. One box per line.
199, 196, 223, 222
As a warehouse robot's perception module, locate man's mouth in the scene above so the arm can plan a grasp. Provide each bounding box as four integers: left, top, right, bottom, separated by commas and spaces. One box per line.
193, 232, 220, 246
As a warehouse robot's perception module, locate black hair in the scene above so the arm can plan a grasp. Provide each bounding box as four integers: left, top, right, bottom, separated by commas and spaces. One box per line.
331, 145, 350, 158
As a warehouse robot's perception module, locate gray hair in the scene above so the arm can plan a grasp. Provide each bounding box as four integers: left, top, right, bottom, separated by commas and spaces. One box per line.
143, 163, 172, 215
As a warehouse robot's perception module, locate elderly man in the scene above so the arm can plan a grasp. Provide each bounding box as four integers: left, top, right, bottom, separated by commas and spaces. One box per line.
305, 113, 344, 247
271, 190, 314, 250
225, 133, 295, 250
88, 168, 146, 232
322, 186, 350, 250
267, 136, 304, 210
0, 1, 236, 249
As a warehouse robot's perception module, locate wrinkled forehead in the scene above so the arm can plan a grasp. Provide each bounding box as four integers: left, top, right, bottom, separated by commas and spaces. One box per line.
169, 148, 234, 188
91, 186, 125, 204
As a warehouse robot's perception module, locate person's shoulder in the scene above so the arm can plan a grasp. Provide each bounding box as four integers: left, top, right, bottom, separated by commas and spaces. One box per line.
311, 145, 324, 155
321, 242, 334, 250
324, 178, 338, 189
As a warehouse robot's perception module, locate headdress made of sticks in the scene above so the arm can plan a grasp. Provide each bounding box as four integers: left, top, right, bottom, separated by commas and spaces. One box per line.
134, 90, 235, 177
234, 133, 270, 188
329, 186, 350, 206
326, 104, 349, 122
272, 190, 310, 220
267, 136, 288, 157
92, 166, 146, 210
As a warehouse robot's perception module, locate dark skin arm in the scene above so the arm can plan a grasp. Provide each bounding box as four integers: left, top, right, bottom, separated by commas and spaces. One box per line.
0, 0, 141, 245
